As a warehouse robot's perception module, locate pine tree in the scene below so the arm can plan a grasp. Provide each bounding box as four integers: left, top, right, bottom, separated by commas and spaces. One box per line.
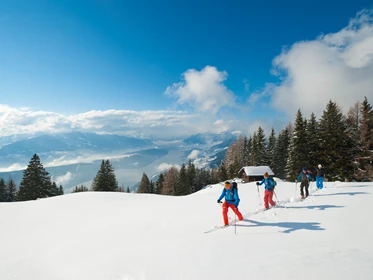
17, 154, 53, 201
149, 181, 155, 194
50, 182, 59, 196
155, 173, 164, 194
196, 168, 211, 189
267, 128, 276, 169
217, 161, 228, 182
346, 102, 362, 179
137, 172, 151, 193
186, 160, 197, 192
58, 185, 64, 195
286, 110, 309, 181
72, 184, 89, 193
360, 97, 373, 154
92, 160, 118, 191
0, 178, 7, 202
243, 136, 250, 166
210, 168, 219, 184
306, 113, 320, 173
273, 126, 290, 179
175, 163, 189, 195
6, 178, 17, 202
319, 100, 354, 180
126, 186, 130, 193
247, 136, 254, 165
253, 127, 268, 166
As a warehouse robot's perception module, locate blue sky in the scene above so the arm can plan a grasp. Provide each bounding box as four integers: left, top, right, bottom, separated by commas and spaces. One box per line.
1, 0, 373, 139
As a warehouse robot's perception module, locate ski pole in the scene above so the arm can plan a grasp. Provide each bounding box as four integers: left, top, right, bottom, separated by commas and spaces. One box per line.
256, 183, 261, 206
234, 207, 237, 235
273, 190, 279, 203
295, 181, 298, 196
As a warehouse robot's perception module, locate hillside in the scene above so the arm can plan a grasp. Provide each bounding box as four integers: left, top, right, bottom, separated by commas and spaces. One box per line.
0, 180, 372, 280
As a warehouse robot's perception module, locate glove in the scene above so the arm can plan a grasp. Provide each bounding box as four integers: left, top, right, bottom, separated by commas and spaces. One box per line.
295, 180, 298, 183
256, 182, 259, 185
234, 203, 239, 208
217, 200, 221, 204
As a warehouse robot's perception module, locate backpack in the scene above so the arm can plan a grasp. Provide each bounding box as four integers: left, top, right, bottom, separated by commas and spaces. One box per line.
269, 177, 277, 189
232, 182, 238, 189
301, 172, 309, 182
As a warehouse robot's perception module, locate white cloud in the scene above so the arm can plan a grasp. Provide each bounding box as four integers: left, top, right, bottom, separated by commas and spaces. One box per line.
165, 66, 236, 113
187, 150, 200, 159
265, 9, 373, 119
0, 105, 224, 139
156, 163, 180, 172
54, 172, 74, 186
46, 153, 134, 168
212, 120, 230, 133
0, 163, 26, 172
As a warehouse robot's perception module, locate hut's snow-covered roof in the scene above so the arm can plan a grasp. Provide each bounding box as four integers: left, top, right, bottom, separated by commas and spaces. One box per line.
238, 166, 274, 176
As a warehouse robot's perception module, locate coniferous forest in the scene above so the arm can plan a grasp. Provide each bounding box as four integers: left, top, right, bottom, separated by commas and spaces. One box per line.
1, 97, 373, 200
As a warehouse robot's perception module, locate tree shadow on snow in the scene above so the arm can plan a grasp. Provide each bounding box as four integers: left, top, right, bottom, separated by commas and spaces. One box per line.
285, 205, 344, 211
315, 191, 369, 197
239, 219, 325, 234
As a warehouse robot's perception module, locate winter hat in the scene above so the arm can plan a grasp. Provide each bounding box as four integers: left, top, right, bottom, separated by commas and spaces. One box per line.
264, 172, 269, 177
318, 164, 322, 168
302, 167, 307, 171
224, 181, 231, 188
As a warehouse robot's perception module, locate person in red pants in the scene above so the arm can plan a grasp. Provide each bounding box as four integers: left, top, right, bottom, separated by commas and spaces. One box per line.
217, 181, 243, 226
256, 172, 276, 209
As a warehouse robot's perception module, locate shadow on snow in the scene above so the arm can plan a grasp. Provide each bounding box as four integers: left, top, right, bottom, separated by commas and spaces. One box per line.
314, 191, 369, 197
284, 204, 345, 211
238, 219, 325, 234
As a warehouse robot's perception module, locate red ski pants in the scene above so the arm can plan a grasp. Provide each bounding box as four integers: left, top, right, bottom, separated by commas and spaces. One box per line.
264, 190, 276, 209
222, 201, 243, 225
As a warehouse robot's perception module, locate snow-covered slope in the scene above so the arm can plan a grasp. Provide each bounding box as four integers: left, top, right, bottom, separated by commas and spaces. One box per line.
0, 180, 372, 280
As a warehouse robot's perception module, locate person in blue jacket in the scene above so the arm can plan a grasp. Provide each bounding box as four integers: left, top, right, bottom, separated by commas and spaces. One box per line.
316, 164, 325, 189
217, 181, 243, 226
297, 167, 313, 199
256, 172, 276, 209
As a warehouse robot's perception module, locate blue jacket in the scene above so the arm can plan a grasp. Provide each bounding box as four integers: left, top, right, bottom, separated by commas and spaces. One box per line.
297, 172, 312, 182
258, 177, 275, 191
217, 187, 240, 207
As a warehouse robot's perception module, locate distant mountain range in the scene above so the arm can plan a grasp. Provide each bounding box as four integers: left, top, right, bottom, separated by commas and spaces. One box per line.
0, 131, 239, 193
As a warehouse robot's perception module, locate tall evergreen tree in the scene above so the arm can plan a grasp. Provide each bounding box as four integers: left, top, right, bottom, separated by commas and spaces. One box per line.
253, 127, 268, 165
360, 97, 373, 156
137, 172, 151, 193
0, 178, 7, 202
247, 136, 254, 166
186, 160, 197, 192
267, 128, 276, 169
318, 100, 354, 180
175, 163, 189, 195
217, 161, 228, 182
50, 182, 59, 196
196, 167, 211, 190
92, 160, 118, 191
210, 168, 219, 184
6, 178, 17, 202
273, 126, 290, 179
155, 173, 164, 194
58, 185, 64, 195
17, 154, 53, 201
72, 185, 89, 193
306, 113, 320, 172
346, 102, 362, 179
286, 110, 309, 180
